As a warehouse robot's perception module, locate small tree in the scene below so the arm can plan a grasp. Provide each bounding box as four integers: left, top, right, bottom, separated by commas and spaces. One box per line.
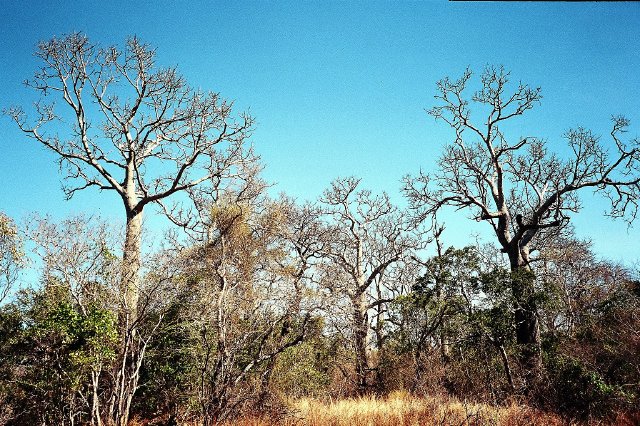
1, 215, 120, 426
402, 243, 481, 388
10, 286, 118, 426
174, 200, 314, 423
404, 66, 640, 384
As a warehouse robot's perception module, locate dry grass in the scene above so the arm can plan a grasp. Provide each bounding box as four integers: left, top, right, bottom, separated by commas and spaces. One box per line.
155, 391, 638, 425
221, 390, 571, 426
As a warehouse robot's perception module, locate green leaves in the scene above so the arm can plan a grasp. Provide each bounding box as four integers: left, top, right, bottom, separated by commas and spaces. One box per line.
0, 284, 118, 424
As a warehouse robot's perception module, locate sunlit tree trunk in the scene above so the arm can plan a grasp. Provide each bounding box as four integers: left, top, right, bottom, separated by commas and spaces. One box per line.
122, 208, 143, 319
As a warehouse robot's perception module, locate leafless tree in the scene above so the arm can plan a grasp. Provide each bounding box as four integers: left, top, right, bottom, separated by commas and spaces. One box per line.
7, 33, 254, 424
274, 196, 332, 313
27, 215, 120, 313
320, 177, 426, 394
404, 66, 640, 380
536, 236, 630, 336
7, 33, 254, 319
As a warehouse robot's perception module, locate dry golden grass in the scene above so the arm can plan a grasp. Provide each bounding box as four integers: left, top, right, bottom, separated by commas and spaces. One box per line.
161, 390, 638, 426
221, 390, 573, 426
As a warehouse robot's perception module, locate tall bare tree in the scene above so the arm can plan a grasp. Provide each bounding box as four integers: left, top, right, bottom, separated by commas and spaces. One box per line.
320, 177, 424, 394
7, 33, 254, 319
404, 66, 640, 381
7, 33, 254, 425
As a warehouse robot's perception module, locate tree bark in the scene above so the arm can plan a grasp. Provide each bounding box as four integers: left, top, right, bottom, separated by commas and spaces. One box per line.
109, 205, 143, 426
91, 368, 102, 426
507, 248, 541, 385
122, 209, 143, 320
352, 291, 369, 395
497, 344, 516, 391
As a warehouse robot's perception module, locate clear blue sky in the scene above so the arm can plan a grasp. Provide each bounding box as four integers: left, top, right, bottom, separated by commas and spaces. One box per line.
0, 1, 638, 264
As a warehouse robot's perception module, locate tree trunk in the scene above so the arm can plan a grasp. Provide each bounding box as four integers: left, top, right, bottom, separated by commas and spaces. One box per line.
507, 249, 541, 387
497, 344, 516, 391
108, 207, 144, 426
122, 209, 143, 320
352, 291, 369, 395
440, 333, 451, 363
91, 368, 102, 426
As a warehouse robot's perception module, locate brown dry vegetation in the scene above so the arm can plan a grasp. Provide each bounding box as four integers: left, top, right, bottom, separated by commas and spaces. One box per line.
208, 392, 639, 426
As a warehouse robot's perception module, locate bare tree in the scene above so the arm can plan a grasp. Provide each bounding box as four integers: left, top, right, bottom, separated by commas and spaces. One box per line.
320, 177, 425, 394
536, 236, 630, 336
7, 33, 254, 425
275, 196, 331, 314
404, 66, 640, 381
27, 214, 120, 314
7, 33, 254, 319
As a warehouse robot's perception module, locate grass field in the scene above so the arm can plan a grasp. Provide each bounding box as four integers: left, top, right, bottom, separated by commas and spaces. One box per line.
217, 391, 639, 426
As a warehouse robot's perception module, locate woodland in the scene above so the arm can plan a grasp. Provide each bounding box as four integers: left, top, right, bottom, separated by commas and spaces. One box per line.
0, 34, 639, 425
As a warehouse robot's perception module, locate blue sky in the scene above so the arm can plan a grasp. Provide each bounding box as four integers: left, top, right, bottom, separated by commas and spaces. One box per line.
0, 1, 638, 265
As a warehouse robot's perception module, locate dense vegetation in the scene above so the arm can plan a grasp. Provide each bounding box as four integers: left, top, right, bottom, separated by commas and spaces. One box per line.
0, 35, 638, 425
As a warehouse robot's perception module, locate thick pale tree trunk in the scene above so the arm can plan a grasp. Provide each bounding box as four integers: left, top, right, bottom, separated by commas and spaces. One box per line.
122, 208, 143, 319
435, 280, 451, 364
109, 194, 145, 426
